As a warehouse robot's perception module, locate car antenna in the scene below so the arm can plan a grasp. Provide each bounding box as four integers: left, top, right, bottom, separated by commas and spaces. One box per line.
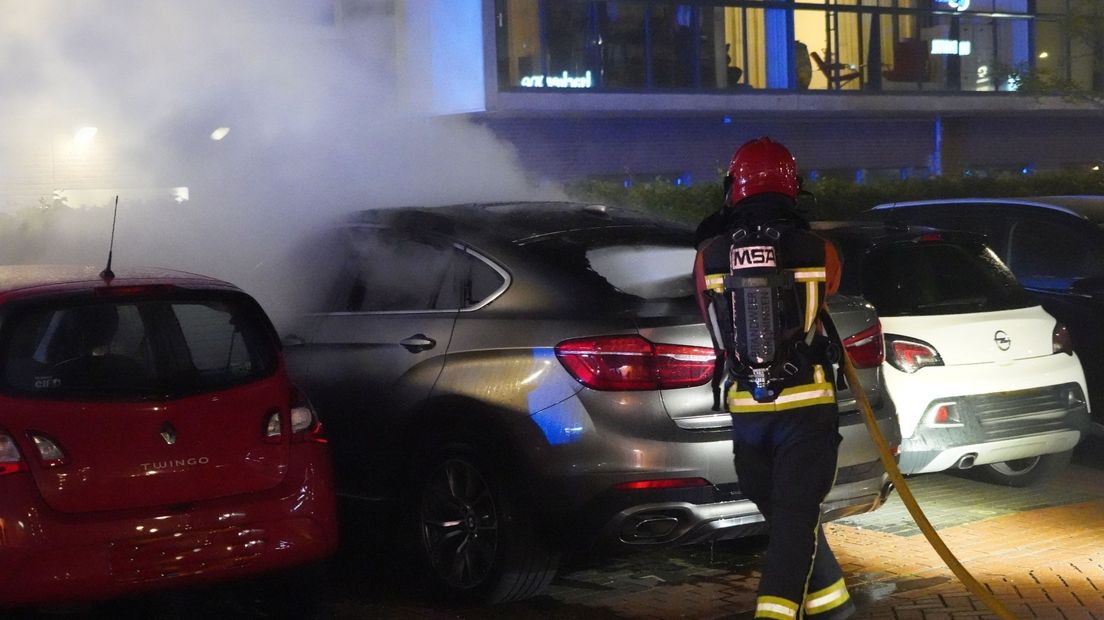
100, 195, 119, 281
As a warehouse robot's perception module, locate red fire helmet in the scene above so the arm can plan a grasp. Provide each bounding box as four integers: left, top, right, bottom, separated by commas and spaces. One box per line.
725, 137, 799, 206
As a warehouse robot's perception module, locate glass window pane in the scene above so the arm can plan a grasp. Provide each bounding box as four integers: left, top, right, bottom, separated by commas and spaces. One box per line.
646, 4, 721, 89
798, 9, 864, 91
466, 255, 506, 307
545, 2, 593, 77
496, 0, 543, 90
0, 294, 276, 398
727, 8, 769, 89
958, 16, 1030, 91
881, 14, 934, 89
598, 2, 647, 88
1035, 19, 1067, 84
346, 232, 456, 312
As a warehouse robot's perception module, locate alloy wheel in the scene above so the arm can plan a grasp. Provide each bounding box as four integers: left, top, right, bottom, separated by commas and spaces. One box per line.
419, 457, 499, 590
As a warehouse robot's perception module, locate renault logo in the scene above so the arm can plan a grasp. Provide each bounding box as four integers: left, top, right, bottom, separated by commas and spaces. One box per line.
994, 330, 1011, 351
160, 422, 177, 445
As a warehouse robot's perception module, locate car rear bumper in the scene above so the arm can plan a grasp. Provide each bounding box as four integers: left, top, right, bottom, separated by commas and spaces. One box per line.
888, 353, 1090, 439
893, 379, 1090, 474
598, 464, 894, 547
901, 430, 1082, 474
0, 446, 338, 609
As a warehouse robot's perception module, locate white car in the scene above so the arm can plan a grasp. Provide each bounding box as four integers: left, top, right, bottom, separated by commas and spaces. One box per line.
818, 223, 1091, 486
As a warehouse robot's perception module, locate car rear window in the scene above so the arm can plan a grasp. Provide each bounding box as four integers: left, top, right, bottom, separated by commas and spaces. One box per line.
0, 290, 277, 400
586, 244, 697, 299
523, 227, 697, 300
857, 241, 1035, 316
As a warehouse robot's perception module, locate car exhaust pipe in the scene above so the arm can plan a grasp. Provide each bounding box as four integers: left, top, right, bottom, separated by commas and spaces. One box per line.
620, 515, 681, 543
955, 453, 978, 469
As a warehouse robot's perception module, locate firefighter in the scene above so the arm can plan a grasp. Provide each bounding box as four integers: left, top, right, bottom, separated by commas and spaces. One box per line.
693, 137, 854, 620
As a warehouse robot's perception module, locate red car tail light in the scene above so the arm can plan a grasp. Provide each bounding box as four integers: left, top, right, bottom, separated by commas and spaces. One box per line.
842, 321, 885, 369
555, 335, 715, 391
1053, 322, 1074, 355
884, 335, 944, 374
0, 431, 28, 475
28, 432, 68, 467
613, 477, 711, 491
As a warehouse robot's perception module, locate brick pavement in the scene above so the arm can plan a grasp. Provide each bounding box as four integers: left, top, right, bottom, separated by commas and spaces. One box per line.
478, 459, 1104, 620
829, 464, 1104, 619
320, 456, 1104, 620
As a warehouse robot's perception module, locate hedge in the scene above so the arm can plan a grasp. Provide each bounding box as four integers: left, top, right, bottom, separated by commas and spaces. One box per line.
567, 170, 1104, 225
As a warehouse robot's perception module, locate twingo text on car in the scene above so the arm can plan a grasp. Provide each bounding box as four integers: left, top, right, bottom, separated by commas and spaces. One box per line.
861, 196, 1104, 434
0, 266, 338, 611
816, 222, 1091, 486
282, 202, 900, 603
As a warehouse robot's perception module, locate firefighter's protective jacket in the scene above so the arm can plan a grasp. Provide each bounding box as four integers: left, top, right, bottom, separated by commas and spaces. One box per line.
693, 199, 842, 414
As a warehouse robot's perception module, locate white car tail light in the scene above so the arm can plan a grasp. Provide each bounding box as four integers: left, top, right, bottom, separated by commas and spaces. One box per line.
264, 409, 283, 442
555, 335, 715, 391
0, 431, 27, 475
28, 432, 67, 467
884, 335, 944, 374
264, 388, 327, 444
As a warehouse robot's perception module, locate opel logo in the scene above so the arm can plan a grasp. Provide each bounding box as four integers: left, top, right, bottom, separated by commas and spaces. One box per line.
160, 422, 177, 445
993, 330, 1011, 351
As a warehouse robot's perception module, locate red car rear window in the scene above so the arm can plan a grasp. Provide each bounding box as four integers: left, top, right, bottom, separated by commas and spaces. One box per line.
0, 290, 277, 400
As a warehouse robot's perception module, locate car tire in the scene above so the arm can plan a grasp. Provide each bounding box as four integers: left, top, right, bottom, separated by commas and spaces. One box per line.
406, 437, 559, 604
964, 449, 1073, 487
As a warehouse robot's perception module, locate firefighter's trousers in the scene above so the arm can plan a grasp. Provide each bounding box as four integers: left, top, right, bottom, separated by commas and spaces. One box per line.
732, 403, 854, 619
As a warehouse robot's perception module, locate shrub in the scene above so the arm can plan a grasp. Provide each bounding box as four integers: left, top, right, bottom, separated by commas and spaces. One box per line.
567, 170, 1104, 224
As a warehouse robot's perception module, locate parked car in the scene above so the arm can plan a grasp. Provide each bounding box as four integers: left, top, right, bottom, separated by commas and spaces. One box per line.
0, 266, 338, 611
862, 196, 1104, 433
282, 201, 900, 603
816, 222, 1091, 486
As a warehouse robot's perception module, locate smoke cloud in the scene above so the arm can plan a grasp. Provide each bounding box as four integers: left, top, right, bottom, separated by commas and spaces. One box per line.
0, 0, 559, 326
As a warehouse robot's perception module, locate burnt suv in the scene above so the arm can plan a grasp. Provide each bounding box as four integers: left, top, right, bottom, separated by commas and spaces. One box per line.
282, 202, 900, 603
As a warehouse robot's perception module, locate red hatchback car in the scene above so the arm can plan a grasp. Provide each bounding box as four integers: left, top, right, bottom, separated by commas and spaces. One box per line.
0, 266, 338, 609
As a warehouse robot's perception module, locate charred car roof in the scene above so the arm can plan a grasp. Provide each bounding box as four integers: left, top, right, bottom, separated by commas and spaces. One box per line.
344, 201, 687, 245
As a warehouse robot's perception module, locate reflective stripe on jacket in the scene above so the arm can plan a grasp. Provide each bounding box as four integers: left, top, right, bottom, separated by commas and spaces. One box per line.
726, 364, 835, 413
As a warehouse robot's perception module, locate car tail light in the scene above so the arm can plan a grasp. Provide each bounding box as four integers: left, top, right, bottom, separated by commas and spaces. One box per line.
1053, 322, 1074, 355
884, 335, 944, 374
28, 432, 68, 467
265, 387, 327, 444
555, 335, 716, 391
613, 477, 711, 491
0, 431, 27, 475
842, 321, 884, 369
290, 386, 327, 443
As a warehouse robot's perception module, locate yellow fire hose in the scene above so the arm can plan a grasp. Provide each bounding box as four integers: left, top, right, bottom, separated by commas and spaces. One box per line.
840, 350, 1017, 619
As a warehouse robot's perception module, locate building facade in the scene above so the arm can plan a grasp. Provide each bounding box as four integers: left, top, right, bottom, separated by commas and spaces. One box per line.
400, 0, 1104, 185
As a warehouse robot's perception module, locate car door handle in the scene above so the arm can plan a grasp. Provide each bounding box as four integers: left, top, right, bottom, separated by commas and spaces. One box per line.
400, 334, 436, 353
283, 333, 306, 347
